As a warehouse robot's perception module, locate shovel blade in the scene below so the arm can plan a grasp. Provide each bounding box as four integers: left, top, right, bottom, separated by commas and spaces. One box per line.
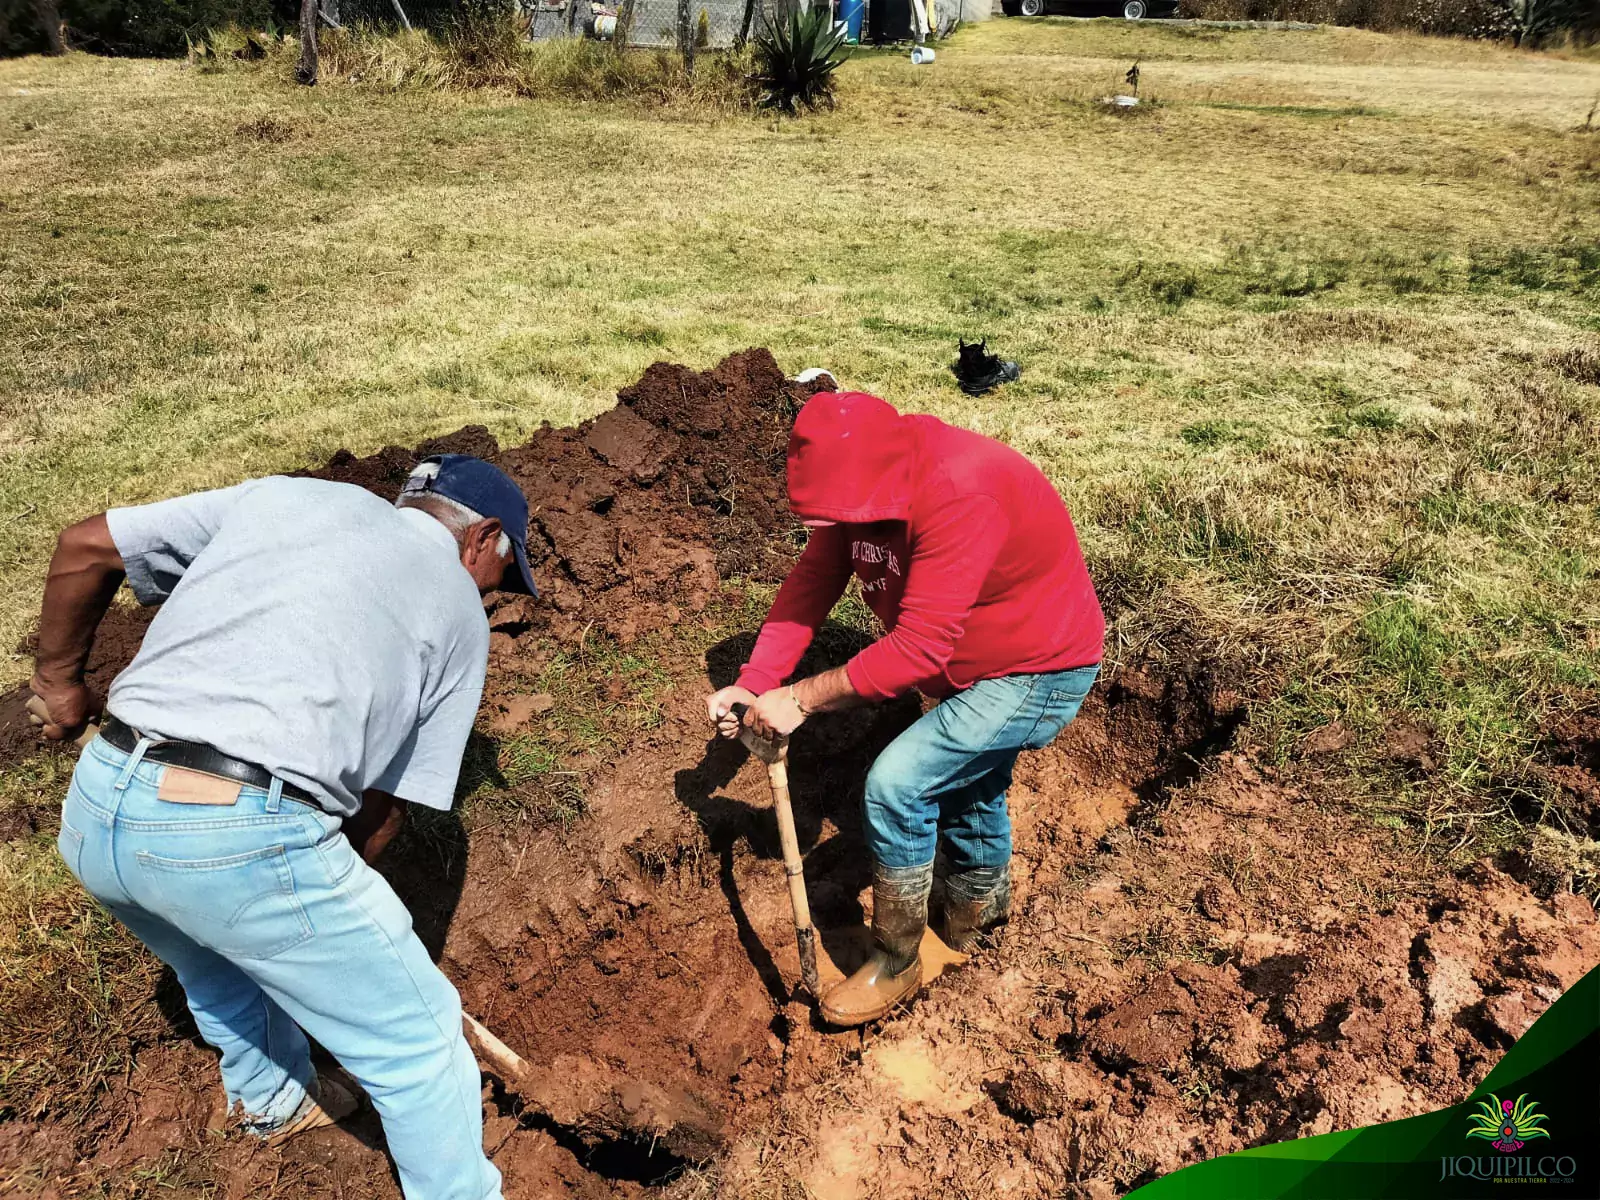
727, 701, 786, 764
737, 725, 785, 765
918, 926, 970, 982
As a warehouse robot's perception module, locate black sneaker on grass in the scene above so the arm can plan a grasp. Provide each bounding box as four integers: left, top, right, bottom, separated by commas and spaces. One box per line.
952, 339, 1021, 396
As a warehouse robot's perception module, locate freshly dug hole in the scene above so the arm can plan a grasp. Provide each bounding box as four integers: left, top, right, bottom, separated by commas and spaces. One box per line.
288, 351, 1244, 1191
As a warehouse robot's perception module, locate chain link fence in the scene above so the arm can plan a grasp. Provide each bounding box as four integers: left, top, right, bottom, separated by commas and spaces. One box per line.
525, 0, 985, 51
321, 0, 981, 52
520, 0, 784, 48
613, 0, 764, 49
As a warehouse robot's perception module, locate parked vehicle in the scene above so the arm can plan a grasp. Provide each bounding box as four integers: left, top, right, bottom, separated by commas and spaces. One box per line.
1001, 0, 1178, 18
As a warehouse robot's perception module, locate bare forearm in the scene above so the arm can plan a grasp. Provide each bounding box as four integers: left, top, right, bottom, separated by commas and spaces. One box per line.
740, 664, 869, 741
33, 515, 125, 689
348, 790, 407, 865
793, 665, 867, 714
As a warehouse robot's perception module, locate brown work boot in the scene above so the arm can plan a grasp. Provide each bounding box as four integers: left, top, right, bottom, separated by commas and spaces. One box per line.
942, 862, 1011, 953
820, 862, 933, 1027
265, 1072, 361, 1147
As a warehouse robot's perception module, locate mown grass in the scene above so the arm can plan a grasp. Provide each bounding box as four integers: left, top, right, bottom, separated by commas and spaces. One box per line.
1, 14, 1599, 1139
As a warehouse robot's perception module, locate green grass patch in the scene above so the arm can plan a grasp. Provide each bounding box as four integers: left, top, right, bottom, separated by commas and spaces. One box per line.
1179, 418, 1263, 450
1200, 102, 1393, 119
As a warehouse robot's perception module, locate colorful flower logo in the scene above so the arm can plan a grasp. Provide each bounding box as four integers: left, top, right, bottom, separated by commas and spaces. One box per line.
1465, 1093, 1551, 1154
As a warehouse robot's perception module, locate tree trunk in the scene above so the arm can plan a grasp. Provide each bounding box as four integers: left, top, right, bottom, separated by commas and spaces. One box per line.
615, 0, 637, 47
677, 0, 694, 70
296, 0, 318, 84
31, 0, 65, 55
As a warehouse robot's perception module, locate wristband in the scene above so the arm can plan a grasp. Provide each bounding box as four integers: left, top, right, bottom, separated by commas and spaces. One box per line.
789, 683, 811, 716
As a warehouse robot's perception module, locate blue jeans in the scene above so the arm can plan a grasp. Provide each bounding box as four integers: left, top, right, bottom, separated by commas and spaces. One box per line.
863, 665, 1100, 871
59, 736, 502, 1200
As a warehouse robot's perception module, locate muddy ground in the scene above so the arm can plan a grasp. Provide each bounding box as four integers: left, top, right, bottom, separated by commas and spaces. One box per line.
3, 350, 1599, 1198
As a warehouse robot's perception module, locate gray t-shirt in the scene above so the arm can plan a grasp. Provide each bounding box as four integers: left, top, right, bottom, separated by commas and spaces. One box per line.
104, 476, 489, 818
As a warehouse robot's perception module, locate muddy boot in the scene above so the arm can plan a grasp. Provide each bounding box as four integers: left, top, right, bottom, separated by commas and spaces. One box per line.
819, 862, 932, 1027
943, 862, 1010, 953
265, 1071, 361, 1147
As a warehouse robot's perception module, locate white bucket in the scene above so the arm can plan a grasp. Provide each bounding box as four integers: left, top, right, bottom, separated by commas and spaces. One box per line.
910, 45, 935, 65
593, 13, 617, 38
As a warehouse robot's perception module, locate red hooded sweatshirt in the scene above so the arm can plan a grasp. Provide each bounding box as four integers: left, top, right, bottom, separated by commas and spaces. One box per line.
736, 392, 1104, 703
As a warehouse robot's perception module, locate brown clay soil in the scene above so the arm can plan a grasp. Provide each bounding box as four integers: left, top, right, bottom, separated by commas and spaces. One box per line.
3, 349, 1600, 1199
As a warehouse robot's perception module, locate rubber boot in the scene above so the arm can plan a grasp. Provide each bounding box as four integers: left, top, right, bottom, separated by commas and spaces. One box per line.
942, 862, 1010, 954
819, 862, 933, 1028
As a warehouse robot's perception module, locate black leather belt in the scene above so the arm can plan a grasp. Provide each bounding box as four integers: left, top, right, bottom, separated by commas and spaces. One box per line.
99, 715, 321, 807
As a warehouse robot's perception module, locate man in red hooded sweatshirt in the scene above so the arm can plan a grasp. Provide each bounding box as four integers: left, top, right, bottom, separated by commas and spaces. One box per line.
706, 390, 1105, 1026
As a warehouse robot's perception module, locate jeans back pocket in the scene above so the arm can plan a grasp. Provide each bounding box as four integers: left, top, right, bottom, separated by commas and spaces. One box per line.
136, 844, 314, 960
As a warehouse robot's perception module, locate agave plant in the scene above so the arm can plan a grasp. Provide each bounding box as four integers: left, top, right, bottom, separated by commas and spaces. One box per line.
1465, 1093, 1550, 1153
753, 4, 849, 114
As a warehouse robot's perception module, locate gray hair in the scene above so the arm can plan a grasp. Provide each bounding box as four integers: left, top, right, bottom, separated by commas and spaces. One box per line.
396, 462, 512, 558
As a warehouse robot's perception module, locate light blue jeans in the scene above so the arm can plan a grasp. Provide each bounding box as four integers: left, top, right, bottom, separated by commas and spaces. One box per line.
863, 664, 1100, 871
59, 736, 502, 1200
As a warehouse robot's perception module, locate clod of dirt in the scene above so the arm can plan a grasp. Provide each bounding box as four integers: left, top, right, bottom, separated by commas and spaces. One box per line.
1085, 962, 1272, 1074
1540, 708, 1600, 834
0, 606, 153, 771
1383, 716, 1438, 773
1300, 720, 1351, 756
489, 693, 555, 734
988, 1066, 1068, 1125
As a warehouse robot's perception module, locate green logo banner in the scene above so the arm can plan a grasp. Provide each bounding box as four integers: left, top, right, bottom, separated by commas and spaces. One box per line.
1128, 965, 1599, 1199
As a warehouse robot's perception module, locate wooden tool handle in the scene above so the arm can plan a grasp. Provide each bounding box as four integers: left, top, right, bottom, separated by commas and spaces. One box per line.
25, 694, 100, 750
767, 757, 821, 998
463, 1012, 529, 1083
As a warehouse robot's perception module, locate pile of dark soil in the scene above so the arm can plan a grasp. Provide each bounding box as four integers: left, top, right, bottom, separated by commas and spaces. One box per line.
0, 608, 153, 781
302, 348, 804, 648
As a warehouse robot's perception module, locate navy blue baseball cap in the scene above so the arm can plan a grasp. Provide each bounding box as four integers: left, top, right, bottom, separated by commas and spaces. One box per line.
407, 454, 538, 596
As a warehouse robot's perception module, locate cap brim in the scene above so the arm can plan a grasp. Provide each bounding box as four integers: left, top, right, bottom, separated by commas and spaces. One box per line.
507, 537, 539, 597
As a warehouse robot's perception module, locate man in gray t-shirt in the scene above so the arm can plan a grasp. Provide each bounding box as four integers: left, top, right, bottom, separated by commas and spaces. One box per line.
28, 455, 536, 1200
105, 475, 491, 818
